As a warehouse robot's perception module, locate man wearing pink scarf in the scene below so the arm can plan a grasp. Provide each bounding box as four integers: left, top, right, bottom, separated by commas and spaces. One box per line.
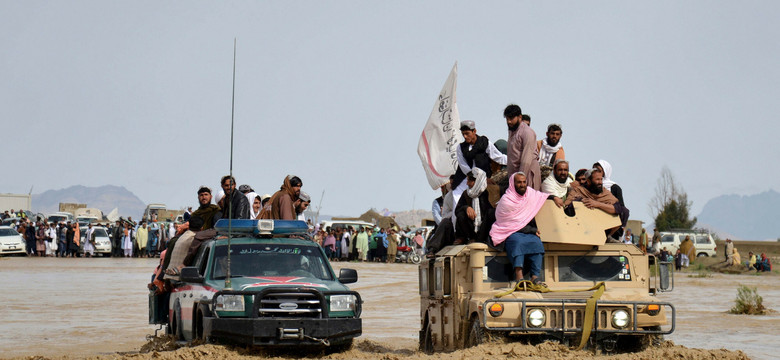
490, 172, 549, 284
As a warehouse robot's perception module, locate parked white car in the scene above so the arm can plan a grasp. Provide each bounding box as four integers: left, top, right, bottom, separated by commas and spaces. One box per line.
0, 226, 26, 256
79, 226, 112, 256
320, 220, 375, 232
659, 231, 718, 257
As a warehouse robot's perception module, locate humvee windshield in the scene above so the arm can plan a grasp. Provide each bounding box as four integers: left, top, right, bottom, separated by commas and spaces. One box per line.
483, 256, 545, 282
558, 256, 631, 282
211, 243, 333, 281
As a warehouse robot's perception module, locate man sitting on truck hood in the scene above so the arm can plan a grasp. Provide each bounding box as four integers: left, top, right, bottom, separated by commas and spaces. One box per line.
563, 168, 629, 240
541, 159, 573, 207
489, 172, 548, 284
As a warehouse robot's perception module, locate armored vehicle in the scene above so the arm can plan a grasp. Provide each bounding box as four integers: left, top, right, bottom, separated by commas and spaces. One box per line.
149, 219, 362, 350
419, 202, 675, 353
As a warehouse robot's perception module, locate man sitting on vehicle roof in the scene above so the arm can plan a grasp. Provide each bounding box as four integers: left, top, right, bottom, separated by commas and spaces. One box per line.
218, 175, 250, 220
451, 120, 507, 224
454, 168, 494, 245
541, 159, 573, 207
295, 191, 311, 222
260, 175, 302, 221
164, 215, 202, 278
489, 172, 548, 285
563, 168, 629, 241
190, 186, 221, 231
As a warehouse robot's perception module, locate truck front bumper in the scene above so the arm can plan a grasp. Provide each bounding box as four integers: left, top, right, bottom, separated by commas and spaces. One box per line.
203, 317, 362, 346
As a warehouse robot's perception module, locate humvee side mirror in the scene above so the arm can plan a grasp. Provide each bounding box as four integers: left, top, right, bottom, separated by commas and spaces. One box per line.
338, 268, 358, 284
180, 266, 204, 283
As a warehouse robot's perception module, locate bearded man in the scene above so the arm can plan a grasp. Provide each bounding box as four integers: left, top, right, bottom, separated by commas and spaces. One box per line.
537, 123, 565, 180
489, 172, 548, 285
541, 159, 573, 207
504, 104, 541, 190
564, 168, 630, 240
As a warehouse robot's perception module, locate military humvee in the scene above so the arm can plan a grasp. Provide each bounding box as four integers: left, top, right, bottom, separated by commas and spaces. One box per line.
418, 201, 675, 353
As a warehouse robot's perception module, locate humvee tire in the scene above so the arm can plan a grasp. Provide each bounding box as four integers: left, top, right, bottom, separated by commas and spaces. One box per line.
464, 314, 484, 348
419, 318, 434, 353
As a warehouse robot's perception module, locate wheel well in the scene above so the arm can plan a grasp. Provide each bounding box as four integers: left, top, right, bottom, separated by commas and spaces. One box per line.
697, 252, 709, 257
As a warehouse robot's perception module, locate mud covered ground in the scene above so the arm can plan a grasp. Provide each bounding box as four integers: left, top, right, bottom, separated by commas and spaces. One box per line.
0, 257, 777, 359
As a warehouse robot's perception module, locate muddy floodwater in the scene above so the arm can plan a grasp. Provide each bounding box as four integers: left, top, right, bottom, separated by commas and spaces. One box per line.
0, 257, 778, 359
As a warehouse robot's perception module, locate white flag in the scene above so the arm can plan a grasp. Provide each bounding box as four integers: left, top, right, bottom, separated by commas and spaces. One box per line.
417, 63, 462, 190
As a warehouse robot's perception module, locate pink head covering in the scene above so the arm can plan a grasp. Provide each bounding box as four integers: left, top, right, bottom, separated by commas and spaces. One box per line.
489, 172, 549, 246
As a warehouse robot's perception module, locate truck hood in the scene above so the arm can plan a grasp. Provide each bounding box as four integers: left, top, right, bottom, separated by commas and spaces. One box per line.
208, 276, 349, 292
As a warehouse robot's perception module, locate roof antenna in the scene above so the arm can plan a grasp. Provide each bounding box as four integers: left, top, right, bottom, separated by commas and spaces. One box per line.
225, 38, 237, 290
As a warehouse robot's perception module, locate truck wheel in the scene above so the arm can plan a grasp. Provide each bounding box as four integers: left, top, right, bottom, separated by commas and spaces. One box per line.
327, 339, 354, 353
464, 314, 484, 348
419, 320, 434, 354
697, 252, 708, 258
193, 310, 204, 341
172, 302, 184, 341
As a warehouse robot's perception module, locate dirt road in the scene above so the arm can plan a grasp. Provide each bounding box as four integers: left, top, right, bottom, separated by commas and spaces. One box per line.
0, 257, 776, 359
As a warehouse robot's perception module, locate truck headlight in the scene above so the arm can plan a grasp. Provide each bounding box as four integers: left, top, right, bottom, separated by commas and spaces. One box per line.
329, 295, 356, 312
611, 309, 629, 328
215, 295, 245, 312
527, 309, 546, 327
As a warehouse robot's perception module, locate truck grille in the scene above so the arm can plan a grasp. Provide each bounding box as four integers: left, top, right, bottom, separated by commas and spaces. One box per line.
258, 292, 322, 318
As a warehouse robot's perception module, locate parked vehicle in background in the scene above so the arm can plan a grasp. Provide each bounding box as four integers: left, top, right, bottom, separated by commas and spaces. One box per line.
47, 212, 74, 224
659, 230, 717, 257
79, 226, 112, 256
320, 220, 375, 232
0, 226, 26, 256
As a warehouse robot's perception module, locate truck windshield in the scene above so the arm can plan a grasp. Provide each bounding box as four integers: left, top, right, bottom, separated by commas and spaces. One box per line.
211, 243, 333, 281
558, 256, 632, 282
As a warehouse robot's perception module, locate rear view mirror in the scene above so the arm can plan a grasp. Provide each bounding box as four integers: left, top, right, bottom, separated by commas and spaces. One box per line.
338, 268, 358, 284
180, 266, 204, 283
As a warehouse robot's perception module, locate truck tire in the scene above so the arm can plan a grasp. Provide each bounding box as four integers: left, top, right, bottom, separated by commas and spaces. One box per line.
172, 301, 184, 341
327, 338, 354, 353
419, 319, 434, 353
697, 252, 708, 258
464, 314, 484, 348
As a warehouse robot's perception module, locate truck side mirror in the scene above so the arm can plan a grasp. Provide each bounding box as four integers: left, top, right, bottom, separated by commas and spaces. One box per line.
338, 268, 358, 284
180, 266, 204, 283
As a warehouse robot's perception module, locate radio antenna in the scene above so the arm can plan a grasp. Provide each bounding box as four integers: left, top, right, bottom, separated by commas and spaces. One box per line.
226, 38, 237, 290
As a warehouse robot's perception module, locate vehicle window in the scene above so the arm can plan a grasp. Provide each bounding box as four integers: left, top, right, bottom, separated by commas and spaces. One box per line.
198, 247, 210, 275
93, 228, 108, 237
695, 235, 710, 245
483, 256, 544, 283
558, 256, 632, 282
661, 235, 675, 243
211, 243, 333, 281
0, 228, 19, 236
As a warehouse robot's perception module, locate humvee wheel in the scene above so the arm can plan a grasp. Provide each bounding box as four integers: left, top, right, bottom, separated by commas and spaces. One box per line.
616, 327, 661, 352
420, 321, 434, 353
464, 315, 484, 348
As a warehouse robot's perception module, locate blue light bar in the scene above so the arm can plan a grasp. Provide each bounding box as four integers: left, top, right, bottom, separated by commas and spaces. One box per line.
214, 219, 309, 235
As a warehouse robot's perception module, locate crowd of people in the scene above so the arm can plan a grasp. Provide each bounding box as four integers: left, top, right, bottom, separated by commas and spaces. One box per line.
311, 225, 426, 263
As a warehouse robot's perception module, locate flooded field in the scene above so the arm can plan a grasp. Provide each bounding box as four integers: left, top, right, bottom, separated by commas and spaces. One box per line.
0, 257, 777, 359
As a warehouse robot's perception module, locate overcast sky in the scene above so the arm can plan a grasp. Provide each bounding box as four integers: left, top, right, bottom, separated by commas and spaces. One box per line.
2, 1, 779, 224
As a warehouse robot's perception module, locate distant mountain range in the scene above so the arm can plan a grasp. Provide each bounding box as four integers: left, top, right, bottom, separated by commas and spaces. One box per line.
697, 189, 780, 241
32, 185, 146, 219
